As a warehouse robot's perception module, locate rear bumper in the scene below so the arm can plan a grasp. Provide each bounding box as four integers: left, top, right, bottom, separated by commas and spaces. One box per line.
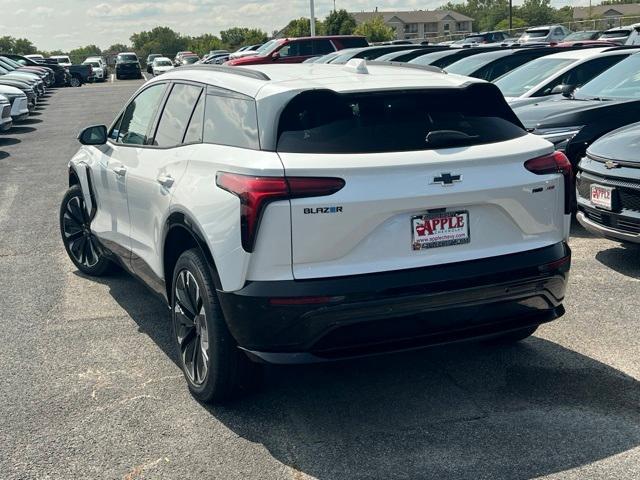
217, 242, 571, 363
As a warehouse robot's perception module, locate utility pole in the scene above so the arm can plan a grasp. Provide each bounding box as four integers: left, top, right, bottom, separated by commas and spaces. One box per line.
509, 0, 513, 31
310, 0, 316, 37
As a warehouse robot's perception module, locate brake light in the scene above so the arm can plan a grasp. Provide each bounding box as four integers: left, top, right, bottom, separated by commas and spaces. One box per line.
524, 151, 573, 214
216, 172, 345, 252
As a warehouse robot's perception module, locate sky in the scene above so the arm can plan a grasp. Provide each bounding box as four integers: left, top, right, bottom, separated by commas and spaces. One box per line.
0, 0, 592, 51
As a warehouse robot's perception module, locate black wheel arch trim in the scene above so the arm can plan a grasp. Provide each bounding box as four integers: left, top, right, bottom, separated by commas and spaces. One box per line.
163, 211, 223, 297
69, 164, 97, 221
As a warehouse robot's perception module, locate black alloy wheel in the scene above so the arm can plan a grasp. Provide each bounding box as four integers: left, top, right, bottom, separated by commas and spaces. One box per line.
174, 269, 210, 386
59, 185, 112, 276
172, 249, 261, 403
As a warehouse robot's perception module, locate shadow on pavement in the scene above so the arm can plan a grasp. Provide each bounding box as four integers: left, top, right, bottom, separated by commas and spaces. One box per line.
86, 268, 640, 480
570, 219, 595, 239
0, 151, 8, 160
6, 126, 37, 135
596, 244, 640, 279
0, 137, 21, 147
19, 118, 43, 125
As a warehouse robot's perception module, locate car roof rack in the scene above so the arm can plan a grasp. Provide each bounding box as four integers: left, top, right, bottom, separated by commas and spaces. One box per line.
366, 60, 446, 75
175, 64, 271, 81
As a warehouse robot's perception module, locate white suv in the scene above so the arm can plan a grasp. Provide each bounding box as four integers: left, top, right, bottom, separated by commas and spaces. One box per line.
60, 62, 572, 402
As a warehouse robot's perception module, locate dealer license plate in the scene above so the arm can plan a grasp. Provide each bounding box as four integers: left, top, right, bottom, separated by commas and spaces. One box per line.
590, 184, 613, 210
412, 210, 470, 251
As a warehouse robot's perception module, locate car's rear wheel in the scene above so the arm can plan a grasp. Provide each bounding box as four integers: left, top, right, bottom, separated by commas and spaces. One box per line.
172, 248, 260, 403
59, 185, 112, 276
69, 76, 81, 87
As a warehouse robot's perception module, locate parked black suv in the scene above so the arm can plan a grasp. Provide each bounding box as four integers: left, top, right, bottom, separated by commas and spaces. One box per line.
116, 52, 143, 80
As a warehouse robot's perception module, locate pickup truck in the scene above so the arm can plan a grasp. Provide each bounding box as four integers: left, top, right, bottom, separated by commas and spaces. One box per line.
41, 59, 92, 87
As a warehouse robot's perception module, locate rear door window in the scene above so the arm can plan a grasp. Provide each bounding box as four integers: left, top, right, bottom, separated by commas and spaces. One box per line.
153, 83, 203, 147
203, 89, 259, 149
338, 37, 369, 48
536, 56, 626, 96
277, 88, 525, 154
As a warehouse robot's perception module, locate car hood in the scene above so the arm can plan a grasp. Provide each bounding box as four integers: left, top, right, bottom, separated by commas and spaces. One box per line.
226, 55, 263, 65
513, 98, 621, 129
1, 73, 37, 84
588, 121, 640, 163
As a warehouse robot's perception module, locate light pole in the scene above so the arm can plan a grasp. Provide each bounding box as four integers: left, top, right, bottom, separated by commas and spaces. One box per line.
310, 0, 316, 37
509, 0, 513, 31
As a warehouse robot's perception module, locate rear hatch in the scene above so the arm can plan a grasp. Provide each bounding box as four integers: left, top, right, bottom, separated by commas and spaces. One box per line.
276, 86, 568, 279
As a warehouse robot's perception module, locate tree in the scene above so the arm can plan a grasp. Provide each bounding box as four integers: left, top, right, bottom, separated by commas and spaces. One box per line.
220, 27, 268, 50
518, 0, 556, 28
281, 18, 325, 38
325, 9, 356, 35
130, 26, 188, 60
187, 34, 225, 57
354, 15, 395, 42
105, 43, 130, 53
13, 38, 37, 55
495, 17, 527, 30
0, 36, 16, 53
69, 44, 101, 63
440, 0, 509, 33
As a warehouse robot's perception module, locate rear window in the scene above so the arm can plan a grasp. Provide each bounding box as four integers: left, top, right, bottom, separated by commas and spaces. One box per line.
276, 88, 525, 154
118, 54, 138, 62
337, 37, 368, 48
524, 29, 550, 38
600, 30, 631, 39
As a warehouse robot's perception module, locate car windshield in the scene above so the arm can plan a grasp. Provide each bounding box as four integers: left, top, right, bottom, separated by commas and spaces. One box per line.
574, 54, 640, 100
2, 57, 22, 68
257, 40, 280, 56
600, 30, 631, 39
155, 60, 172, 66
521, 29, 550, 39
564, 31, 598, 41
118, 54, 138, 62
445, 51, 506, 75
494, 57, 576, 97
182, 56, 199, 64
86, 62, 100, 68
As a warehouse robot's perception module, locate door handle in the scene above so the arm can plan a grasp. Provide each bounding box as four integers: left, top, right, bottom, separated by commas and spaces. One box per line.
111, 165, 127, 176
157, 174, 174, 188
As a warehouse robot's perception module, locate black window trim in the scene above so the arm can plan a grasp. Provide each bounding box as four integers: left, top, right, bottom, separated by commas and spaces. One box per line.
107, 81, 170, 148
149, 80, 205, 149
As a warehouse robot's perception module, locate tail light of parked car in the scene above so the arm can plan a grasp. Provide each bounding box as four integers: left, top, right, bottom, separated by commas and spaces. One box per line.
524, 151, 573, 214
216, 172, 345, 252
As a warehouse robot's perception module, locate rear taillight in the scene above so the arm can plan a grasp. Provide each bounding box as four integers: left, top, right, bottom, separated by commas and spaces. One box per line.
524, 151, 573, 214
216, 172, 345, 252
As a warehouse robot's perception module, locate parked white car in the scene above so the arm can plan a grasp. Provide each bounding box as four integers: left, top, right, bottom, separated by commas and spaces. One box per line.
151, 57, 174, 76
61, 61, 572, 402
0, 94, 12, 132
494, 47, 639, 106
0, 84, 29, 121
84, 56, 109, 75
24, 54, 44, 61
600, 24, 640, 45
83, 60, 105, 82
50, 55, 72, 67
518, 25, 571, 44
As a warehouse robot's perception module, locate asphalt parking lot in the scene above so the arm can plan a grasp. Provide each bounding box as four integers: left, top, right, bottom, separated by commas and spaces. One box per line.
0, 79, 639, 480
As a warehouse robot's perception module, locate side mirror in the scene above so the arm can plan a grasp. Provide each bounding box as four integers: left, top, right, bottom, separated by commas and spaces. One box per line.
551, 84, 576, 97
78, 125, 107, 145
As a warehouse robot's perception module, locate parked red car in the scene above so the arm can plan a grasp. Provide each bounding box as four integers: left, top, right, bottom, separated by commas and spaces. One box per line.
225, 36, 368, 66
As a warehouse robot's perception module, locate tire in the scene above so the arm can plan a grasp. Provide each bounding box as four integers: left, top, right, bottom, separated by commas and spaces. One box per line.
115, 73, 121, 80
69, 76, 81, 87
59, 185, 113, 276
486, 325, 538, 345
171, 248, 260, 403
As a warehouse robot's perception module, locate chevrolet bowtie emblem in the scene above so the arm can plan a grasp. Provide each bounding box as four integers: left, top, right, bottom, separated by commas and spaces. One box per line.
432, 173, 462, 186
604, 160, 621, 169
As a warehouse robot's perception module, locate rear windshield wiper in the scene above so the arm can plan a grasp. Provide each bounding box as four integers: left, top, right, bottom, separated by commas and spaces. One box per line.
425, 130, 479, 146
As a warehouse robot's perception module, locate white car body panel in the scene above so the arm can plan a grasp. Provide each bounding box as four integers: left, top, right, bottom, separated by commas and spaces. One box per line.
0, 85, 29, 119
279, 134, 565, 279
69, 63, 569, 296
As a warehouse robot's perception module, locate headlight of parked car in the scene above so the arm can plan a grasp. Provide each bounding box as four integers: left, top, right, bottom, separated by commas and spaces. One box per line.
534, 126, 584, 151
